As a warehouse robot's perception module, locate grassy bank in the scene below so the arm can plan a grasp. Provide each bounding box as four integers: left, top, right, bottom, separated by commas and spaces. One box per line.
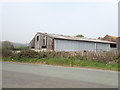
2, 50, 119, 71
2, 57, 119, 71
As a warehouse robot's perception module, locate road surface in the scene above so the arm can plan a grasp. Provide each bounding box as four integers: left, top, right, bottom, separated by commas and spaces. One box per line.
2, 62, 119, 88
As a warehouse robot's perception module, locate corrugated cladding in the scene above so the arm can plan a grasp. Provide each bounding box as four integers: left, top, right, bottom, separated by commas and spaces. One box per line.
96, 43, 110, 51
54, 39, 110, 51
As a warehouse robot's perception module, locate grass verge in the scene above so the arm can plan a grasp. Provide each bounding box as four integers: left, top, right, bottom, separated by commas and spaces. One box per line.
2, 57, 119, 71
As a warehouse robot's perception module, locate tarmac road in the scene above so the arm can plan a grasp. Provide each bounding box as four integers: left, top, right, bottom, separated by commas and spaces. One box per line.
2, 62, 119, 88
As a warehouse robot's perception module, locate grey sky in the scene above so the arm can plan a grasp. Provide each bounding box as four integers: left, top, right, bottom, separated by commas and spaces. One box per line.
1, 2, 118, 43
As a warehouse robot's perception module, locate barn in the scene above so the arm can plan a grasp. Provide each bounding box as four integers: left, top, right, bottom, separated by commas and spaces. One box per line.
29, 32, 117, 52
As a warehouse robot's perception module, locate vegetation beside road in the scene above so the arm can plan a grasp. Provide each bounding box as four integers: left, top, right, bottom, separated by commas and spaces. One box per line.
3, 57, 119, 71
2, 49, 119, 71
1, 41, 119, 71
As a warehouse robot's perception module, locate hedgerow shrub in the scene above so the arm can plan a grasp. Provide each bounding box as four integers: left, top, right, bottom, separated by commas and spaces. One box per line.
2, 48, 13, 57
12, 50, 39, 59
3, 49, 119, 63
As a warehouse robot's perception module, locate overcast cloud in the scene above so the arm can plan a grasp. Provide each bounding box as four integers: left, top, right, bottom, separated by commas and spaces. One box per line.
1, 1, 118, 43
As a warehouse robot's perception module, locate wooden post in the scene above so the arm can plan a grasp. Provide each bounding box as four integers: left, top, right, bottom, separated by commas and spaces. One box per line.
52, 39, 54, 51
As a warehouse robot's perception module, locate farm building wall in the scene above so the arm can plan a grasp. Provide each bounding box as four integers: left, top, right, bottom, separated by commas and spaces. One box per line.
96, 43, 110, 51
46, 36, 53, 50
54, 39, 110, 51
34, 33, 53, 50
29, 38, 35, 49
34, 33, 40, 50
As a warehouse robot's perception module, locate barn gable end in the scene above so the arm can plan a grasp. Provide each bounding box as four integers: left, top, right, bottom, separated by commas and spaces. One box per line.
29, 32, 53, 51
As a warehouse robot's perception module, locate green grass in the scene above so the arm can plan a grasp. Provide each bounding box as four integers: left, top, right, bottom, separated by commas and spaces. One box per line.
2, 57, 119, 71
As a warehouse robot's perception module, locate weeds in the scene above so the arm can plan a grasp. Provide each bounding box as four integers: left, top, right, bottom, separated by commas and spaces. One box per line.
2, 50, 119, 71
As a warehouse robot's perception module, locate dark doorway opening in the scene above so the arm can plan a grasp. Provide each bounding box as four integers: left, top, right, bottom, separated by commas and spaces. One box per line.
110, 44, 116, 48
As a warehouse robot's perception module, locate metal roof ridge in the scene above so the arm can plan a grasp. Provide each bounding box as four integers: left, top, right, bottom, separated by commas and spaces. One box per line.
37, 32, 116, 44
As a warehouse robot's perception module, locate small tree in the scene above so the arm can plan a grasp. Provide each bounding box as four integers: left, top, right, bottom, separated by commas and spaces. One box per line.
2, 41, 14, 57
76, 34, 84, 38
2, 41, 14, 50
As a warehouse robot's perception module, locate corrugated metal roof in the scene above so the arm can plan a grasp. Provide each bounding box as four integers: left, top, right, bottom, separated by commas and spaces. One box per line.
38, 32, 116, 44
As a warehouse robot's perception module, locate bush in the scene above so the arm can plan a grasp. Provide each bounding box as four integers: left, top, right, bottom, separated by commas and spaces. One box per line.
12, 50, 39, 59
1, 41, 14, 57
4, 49, 119, 63
2, 41, 14, 50
2, 48, 13, 57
